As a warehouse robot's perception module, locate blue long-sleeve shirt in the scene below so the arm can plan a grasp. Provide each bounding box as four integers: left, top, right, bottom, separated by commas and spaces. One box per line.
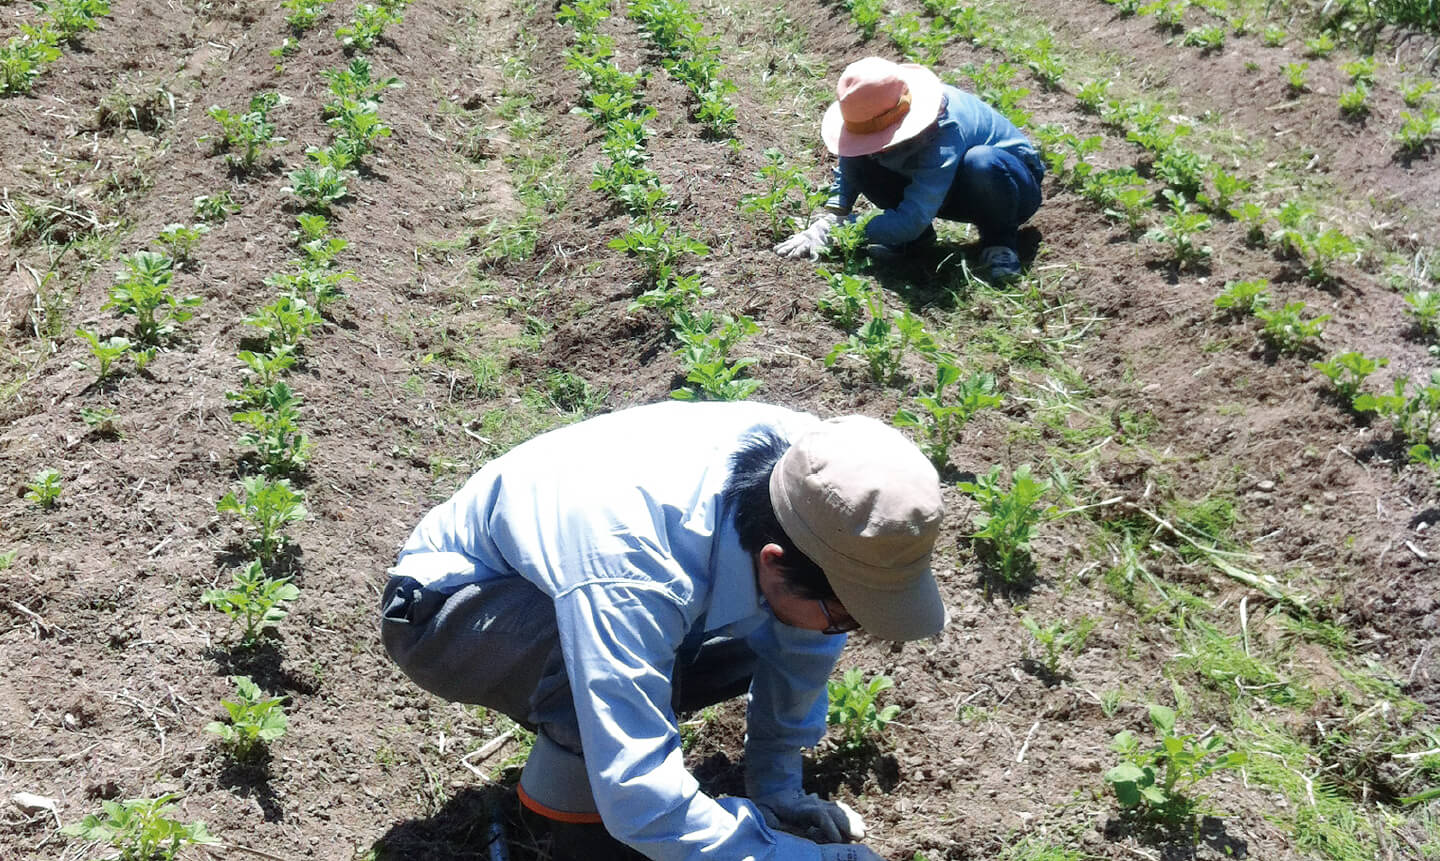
826, 85, 1040, 246
389, 401, 842, 861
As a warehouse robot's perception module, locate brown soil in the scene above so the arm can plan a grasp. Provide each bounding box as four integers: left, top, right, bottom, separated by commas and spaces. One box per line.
1, 0, 1436, 860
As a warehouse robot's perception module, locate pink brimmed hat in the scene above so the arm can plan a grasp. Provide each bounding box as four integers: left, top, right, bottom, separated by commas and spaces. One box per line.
821, 57, 945, 157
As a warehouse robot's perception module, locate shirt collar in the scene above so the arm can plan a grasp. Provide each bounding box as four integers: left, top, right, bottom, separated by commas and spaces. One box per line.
706, 510, 765, 635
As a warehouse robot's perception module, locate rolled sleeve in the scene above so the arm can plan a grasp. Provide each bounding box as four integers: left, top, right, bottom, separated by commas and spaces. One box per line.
742, 618, 846, 800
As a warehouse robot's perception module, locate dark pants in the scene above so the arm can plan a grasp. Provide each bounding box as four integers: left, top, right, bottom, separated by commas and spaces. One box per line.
856, 144, 1043, 251
380, 575, 756, 755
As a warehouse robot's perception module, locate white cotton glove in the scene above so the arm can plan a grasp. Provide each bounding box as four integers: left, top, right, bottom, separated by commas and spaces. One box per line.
754, 788, 866, 844
818, 843, 887, 861
774, 211, 841, 260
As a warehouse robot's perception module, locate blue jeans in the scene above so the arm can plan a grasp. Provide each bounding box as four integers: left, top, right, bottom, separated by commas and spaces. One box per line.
854, 145, 1042, 251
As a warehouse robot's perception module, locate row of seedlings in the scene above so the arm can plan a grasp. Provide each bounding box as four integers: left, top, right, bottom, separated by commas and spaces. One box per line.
60, 3, 411, 856
852, 0, 1437, 847
559, 0, 762, 400
623, 0, 738, 141
0, 0, 109, 95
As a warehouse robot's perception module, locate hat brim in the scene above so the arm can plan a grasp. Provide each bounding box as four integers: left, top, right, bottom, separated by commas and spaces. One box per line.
829, 560, 946, 642
821, 63, 945, 157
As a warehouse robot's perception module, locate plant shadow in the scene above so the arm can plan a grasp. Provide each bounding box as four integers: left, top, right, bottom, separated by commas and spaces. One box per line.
805, 742, 901, 799
218, 753, 284, 822
1104, 812, 1249, 860
372, 785, 515, 861
205, 640, 320, 696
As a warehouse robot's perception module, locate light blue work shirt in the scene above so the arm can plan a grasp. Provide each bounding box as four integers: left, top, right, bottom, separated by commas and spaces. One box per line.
390, 401, 843, 861
826, 85, 1040, 246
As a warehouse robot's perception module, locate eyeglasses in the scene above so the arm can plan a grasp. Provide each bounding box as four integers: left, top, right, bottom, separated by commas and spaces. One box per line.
818, 599, 861, 635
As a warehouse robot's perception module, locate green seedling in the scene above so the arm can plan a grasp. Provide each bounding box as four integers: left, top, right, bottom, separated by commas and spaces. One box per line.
1341, 56, 1376, 85
1095, 174, 1153, 234
894, 363, 1003, 470
1401, 79, 1435, 108
1313, 352, 1387, 403
1256, 301, 1329, 354
1022, 35, 1066, 89
821, 215, 873, 274
203, 560, 300, 644
1270, 200, 1314, 258
24, 468, 62, 508
1304, 228, 1358, 284
80, 406, 121, 436
1261, 25, 1286, 46
216, 475, 307, 566
266, 264, 353, 312
1199, 167, 1248, 214
228, 348, 298, 407
670, 313, 762, 401
244, 294, 323, 349
322, 56, 402, 102
1406, 290, 1440, 339
231, 380, 313, 475
1395, 108, 1440, 157
1303, 33, 1335, 58
1021, 613, 1095, 678
1283, 62, 1310, 95
827, 668, 900, 750
1228, 200, 1267, 246
826, 296, 938, 385
0, 549, 15, 570
285, 165, 351, 211
607, 219, 709, 285
283, 0, 334, 31
61, 794, 215, 861
0, 25, 62, 95
104, 251, 201, 346
304, 143, 357, 171
740, 148, 822, 241
1105, 704, 1245, 822
326, 97, 391, 159
1145, 191, 1212, 269
207, 675, 288, 760
845, 0, 884, 39
1338, 85, 1370, 119
75, 327, 132, 381
1153, 146, 1206, 197
958, 464, 1053, 598
1205, 275, 1261, 328
206, 92, 285, 171
1181, 24, 1224, 52
154, 223, 208, 263
193, 190, 238, 222
337, 1, 405, 53
628, 270, 711, 314
883, 13, 948, 66
816, 268, 871, 332
1075, 79, 1110, 113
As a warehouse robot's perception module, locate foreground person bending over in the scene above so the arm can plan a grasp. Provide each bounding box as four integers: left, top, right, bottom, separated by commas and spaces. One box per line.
381, 401, 946, 861
776, 55, 1045, 282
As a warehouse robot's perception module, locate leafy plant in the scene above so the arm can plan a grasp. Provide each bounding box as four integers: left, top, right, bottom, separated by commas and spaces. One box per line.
670, 313, 762, 401
154, 223, 208, 263
1021, 613, 1095, 678
1256, 300, 1330, 353
1406, 290, 1440, 339
827, 668, 900, 750
1228, 200, 1267, 245
244, 294, 323, 350
1075, 79, 1111, 113
1338, 85, 1370, 119
1270, 200, 1315, 258
607, 218, 709, 285
207, 676, 288, 760
1303, 33, 1335, 58
76, 327, 132, 381
1181, 24, 1224, 52
231, 380, 313, 474
1304, 228, 1358, 285
1282, 62, 1310, 95
894, 363, 1002, 469
0, 25, 62, 95
1213, 278, 1269, 316
1261, 25, 1286, 46
202, 560, 300, 644
336, 1, 404, 53
816, 268, 871, 331
1145, 191, 1212, 269
285, 165, 351, 211
322, 56, 402, 102
740, 148, 821, 241
826, 296, 937, 384
104, 251, 201, 346
1400, 78, 1435, 108
206, 92, 285, 171
60, 794, 216, 861
193, 190, 238, 222
958, 464, 1053, 597
80, 406, 122, 436
283, 0, 334, 32
1105, 704, 1245, 822
24, 467, 62, 508
1341, 56, 1376, 86
216, 475, 308, 566
1395, 107, 1440, 157
844, 0, 884, 39
1313, 351, 1387, 403
1199, 166, 1249, 214
1152, 146, 1206, 197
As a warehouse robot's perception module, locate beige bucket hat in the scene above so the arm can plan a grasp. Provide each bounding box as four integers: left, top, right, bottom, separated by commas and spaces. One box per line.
770, 415, 946, 641
821, 56, 946, 157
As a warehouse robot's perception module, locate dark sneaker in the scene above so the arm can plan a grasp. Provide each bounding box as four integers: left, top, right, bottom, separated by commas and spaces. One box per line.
979, 245, 1022, 283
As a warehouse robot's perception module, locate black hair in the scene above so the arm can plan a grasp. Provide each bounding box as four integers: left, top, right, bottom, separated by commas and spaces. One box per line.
723, 430, 836, 602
